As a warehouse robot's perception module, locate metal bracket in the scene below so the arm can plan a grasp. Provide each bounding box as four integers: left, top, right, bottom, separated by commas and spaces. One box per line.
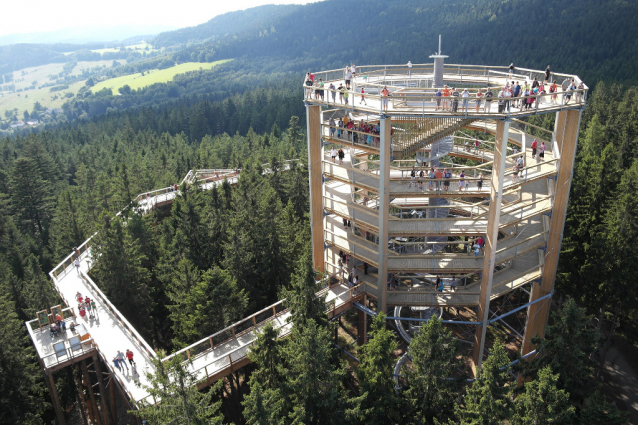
322, 176, 332, 183
543, 211, 552, 219
323, 242, 330, 250
321, 139, 331, 147
323, 209, 331, 218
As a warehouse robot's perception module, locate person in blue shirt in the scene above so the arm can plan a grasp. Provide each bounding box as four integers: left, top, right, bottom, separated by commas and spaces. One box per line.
513, 82, 521, 108
443, 168, 451, 191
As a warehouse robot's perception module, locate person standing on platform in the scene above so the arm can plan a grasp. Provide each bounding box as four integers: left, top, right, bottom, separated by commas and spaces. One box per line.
117, 351, 129, 371
344, 88, 349, 105
407, 60, 413, 76
126, 349, 135, 366
329, 83, 336, 103
345, 68, 353, 89
462, 88, 470, 112
435, 167, 443, 190
113, 356, 122, 372
531, 139, 538, 159
435, 88, 442, 111
338, 148, 345, 165
381, 86, 390, 112
338, 84, 345, 104
484, 87, 493, 113
363, 262, 369, 275
442, 85, 450, 111
545, 65, 551, 83
90, 300, 97, 317
459, 170, 466, 191
443, 168, 451, 191
330, 147, 337, 163
539, 141, 546, 159
477, 173, 484, 191
74, 258, 80, 275
475, 88, 483, 112
360, 87, 367, 105
451, 88, 460, 113
513, 82, 521, 108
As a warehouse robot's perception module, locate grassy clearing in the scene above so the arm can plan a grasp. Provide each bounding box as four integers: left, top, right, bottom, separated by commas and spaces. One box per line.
91, 60, 231, 93
0, 81, 85, 114
3, 60, 125, 92
91, 42, 158, 54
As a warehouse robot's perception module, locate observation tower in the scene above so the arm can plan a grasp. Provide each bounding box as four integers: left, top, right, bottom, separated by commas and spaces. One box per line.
304, 57, 587, 369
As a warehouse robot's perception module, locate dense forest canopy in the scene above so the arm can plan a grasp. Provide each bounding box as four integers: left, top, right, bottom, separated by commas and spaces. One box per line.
1, 0, 638, 423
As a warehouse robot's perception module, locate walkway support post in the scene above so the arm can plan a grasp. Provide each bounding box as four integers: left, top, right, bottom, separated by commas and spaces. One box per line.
520, 109, 582, 357
472, 119, 510, 372
377, 117, 392, 314
306, 104, 325, 272
44, 369, 66, 425
358, 295, 368, 345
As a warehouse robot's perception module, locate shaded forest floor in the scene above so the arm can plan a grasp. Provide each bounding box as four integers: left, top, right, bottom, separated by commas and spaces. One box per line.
600, 336, 638, 424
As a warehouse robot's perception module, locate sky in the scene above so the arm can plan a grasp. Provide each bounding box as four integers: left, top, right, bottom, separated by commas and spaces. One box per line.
0, 0, 316, 37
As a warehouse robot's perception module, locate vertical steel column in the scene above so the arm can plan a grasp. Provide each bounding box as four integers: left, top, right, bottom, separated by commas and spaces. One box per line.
377, 117, 392, 313
521, 109, 582, 357
306, 104, 325, 272
472, 119, 510, 372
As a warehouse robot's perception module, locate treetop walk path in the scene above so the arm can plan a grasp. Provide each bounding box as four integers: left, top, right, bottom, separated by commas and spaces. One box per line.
26, 162, 359, 423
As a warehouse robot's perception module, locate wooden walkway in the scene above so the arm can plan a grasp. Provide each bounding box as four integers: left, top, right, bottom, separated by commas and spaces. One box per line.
31, 164, 358, 407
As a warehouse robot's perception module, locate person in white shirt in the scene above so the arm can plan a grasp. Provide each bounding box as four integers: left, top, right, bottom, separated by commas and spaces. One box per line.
330, 147, 337, 163
462, 88, 470, 112
407, 60, 413, 76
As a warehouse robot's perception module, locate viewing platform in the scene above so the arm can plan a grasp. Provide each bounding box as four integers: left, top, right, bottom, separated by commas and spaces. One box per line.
304, 58, 586, 368
304, 63, 587, 120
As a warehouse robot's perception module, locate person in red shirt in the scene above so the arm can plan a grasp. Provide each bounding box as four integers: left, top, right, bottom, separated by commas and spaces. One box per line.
531, 139, 538, 159
126, 349, 135, 366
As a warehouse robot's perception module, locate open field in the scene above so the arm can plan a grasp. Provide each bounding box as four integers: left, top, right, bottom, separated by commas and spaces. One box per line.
91, 42, 159, 54
91, 60, 231, 93
3, 60, 126, 92
0, 81, 85, 114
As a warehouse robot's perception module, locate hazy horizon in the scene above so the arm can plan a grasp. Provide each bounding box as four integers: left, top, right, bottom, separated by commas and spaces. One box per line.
0, 0, 316, 39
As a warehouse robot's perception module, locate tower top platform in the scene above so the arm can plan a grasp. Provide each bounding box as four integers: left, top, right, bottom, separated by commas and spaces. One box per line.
304, 63, 587, 119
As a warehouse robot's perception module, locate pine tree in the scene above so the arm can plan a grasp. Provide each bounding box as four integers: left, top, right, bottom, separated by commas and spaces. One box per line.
403, 316, 463, 424
132, 355, 224, 425
525, 298, 597, 401
248, 322, 284, 389
9, 157, 54, 247
457, 340, 513, 424
283, 319, 352, 425
356, 312, 401, 424
0, 291, 48, 424
242, 380, 285, 425
512, 366, 575, 425
91, 213, 152, 330
578, 390, 629, 425
282, 246, 326, 327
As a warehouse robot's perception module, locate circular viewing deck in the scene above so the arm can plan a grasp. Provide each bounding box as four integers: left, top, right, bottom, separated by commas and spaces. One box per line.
304, 63, 587, 119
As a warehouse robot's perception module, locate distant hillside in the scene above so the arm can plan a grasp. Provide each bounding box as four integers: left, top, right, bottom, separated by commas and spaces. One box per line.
152, 4, 303, 47
0, 24, 178, 46
165, 0, 638, 86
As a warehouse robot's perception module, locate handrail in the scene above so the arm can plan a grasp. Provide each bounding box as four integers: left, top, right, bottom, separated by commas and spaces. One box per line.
162, 299, 287, 362
79, 271, 157, 359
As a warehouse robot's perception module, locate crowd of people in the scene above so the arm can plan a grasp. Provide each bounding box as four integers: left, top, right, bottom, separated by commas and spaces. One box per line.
404, 165, 487, 192
327, 116, 381, 147
75, 291, 97, 321
304, 63, 585, 113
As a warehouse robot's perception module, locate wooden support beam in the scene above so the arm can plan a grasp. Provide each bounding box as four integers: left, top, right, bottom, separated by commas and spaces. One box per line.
82, 359, 104, 425
74, 364, 89, 425
521, 109, 582, 358
377, 117, 391, 314
109, 376, 117, 425
472, 119, 510, 373
306, 104, 325, 272
358, 295, 368, 345
93, 353, 114, 425
44, 369, 66, 425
